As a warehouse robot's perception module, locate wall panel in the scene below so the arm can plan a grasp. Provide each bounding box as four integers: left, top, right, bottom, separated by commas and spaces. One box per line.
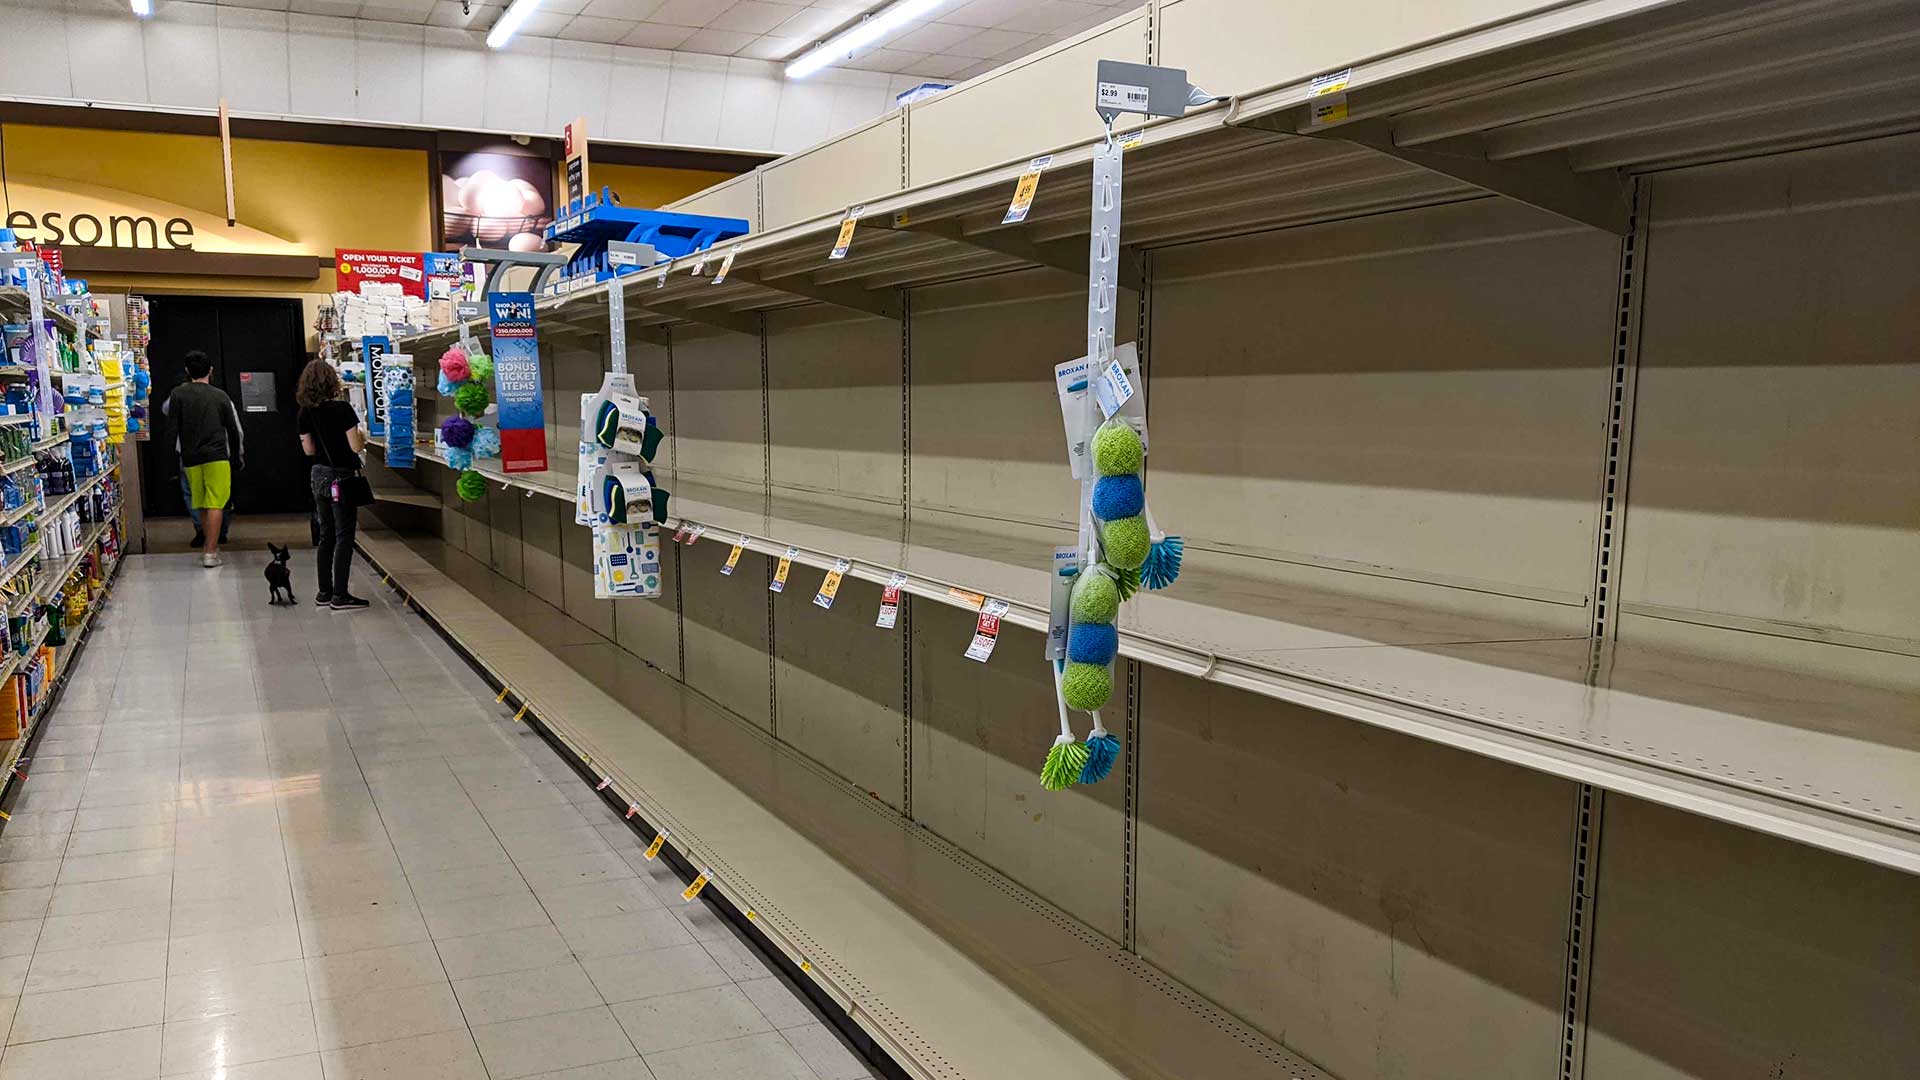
560, 518, 614, 641
911, 604, 1124, 940
670, 325, 767, 497
761, 114, 904, 231
1623, 135, 1920, 654
774, 576, 904, 810
909, 269, 1119, 529
1135, 670, 1572, 1080
520, 494, 565, 610
767, 306, 903, 511
486, 485, 524, 586
1150, 198, 1615, 622
614, 541, 682, 680
1583, 797, 1920, 1079
679, 539, 774, 732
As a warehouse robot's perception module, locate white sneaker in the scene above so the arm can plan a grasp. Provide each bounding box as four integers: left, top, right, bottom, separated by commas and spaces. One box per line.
202, 554, 223, 568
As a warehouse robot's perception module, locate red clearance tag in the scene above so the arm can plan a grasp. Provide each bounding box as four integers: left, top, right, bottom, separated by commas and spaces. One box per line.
964, 599, 1010, 662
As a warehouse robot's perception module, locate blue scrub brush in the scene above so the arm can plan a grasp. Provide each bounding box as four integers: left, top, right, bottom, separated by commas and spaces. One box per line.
1140, 508, 1183, 590
1079, 718, 1119, 783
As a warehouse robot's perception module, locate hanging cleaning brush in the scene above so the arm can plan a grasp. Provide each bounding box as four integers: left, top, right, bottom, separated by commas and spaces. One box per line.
1140, 507, 1183, 590
1042, 661, 1088, 791
1079, 714, 1119, 784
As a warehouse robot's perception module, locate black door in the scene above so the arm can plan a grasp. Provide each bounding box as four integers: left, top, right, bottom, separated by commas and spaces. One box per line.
141, 297, 311, 517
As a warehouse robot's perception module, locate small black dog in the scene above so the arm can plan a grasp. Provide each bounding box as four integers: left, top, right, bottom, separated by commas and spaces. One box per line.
265, 543, 297, 605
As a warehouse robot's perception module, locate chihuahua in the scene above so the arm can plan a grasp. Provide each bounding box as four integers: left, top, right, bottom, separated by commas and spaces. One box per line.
265, 543, 296, 605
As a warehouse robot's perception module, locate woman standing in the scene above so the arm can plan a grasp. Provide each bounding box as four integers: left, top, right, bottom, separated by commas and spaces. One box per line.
295, 360, 370, 610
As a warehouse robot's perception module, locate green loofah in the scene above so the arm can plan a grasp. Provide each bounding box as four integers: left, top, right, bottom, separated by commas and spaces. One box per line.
1101, 515, 1151, 571
1071, 571, 1119, 624
456, 470, 488, 503
454, 381, 491, 416
1040, 738, 1089, 791
467, 353, 493, 382
1092, 420, 1143, 476
1060, 661, 1112, 711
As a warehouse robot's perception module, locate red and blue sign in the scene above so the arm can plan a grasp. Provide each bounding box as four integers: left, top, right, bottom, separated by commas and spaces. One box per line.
486, 293, 547, 473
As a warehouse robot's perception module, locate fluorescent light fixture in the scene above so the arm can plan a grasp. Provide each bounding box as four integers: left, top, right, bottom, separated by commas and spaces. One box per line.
786, 0, 949, 80
487, 0, 545, 50
130, 0, 150, 15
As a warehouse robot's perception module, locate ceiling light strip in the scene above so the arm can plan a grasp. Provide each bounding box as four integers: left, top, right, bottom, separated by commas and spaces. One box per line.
487, 0, 548, 50
787, 0, 951, 80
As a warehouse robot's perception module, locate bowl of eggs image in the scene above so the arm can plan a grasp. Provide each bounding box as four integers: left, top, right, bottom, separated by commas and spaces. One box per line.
443, 169, 551, 252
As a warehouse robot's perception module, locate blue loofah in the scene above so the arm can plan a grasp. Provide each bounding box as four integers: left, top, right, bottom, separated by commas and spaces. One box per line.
437, 373, 460, 396
1091, 474, 1144, 521
1142, 534, 1184, 589
470, 425, 502, 459
444, 446, 474, 471
1078, 731, 1120, 784
1067, 622, 1118, 665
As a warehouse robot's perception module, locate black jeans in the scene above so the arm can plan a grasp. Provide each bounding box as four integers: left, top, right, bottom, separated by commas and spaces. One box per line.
309, 465, 359, 598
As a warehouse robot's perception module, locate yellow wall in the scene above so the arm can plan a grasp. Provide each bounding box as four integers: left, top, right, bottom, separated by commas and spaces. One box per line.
593, 163, 740, 210
0, 122, 432, 298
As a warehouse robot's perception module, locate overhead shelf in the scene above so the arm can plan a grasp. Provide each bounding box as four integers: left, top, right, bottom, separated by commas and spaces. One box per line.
372, 435, 1920, 873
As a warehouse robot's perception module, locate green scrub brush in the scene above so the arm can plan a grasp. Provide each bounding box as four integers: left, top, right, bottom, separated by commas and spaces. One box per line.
1042, 662, 1088, 790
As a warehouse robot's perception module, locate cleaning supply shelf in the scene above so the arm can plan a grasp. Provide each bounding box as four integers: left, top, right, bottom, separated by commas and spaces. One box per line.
358, 528, 1333, 1080
371, 438, 1920, 874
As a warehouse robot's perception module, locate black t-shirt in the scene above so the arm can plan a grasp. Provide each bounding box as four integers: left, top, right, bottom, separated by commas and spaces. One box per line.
298, 400, 361, 471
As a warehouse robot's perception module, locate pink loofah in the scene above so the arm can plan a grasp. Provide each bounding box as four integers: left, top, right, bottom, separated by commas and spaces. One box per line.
438, 347, 471, 383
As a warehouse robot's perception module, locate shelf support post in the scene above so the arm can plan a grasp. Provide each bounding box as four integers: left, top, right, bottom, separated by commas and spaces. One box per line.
1294, 117, 1632, 235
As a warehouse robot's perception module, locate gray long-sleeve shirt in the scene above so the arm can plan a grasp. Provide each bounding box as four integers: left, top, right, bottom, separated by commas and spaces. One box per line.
162, 380, 245, 468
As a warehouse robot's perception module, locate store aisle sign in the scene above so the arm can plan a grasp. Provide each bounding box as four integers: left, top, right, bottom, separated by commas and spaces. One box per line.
337, 249, 426, 297
487, 293, 548, 473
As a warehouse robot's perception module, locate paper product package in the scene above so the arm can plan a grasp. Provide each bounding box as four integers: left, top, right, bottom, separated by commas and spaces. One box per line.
592, 522, 662, 598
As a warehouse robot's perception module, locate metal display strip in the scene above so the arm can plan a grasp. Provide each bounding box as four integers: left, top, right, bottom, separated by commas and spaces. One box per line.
355, 529, 1331, 1080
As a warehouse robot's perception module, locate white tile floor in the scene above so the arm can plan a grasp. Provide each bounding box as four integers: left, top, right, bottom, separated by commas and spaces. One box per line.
0, 553, 875, 1080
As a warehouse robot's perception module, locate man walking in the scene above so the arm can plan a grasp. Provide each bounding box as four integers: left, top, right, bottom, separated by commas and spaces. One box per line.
163, 351, 245, 567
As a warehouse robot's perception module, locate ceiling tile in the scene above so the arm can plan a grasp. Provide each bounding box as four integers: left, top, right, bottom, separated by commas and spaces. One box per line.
427, 1, 500, 27
541, 0, 595, 11
946, 26, 1034, 58
942, 0, 1029, 29
676, 25, 757, 53
515, 9, 574, 34
848, 46, 923, 71
899, 53, 973, 79
358, 0, 436, 21
738, 33, 807, 60
648, 0, 736, 28
220, 0, 293, 11
883, 19, 972, 54
770, 5, 849, 43
288, 0, 362, 16
707, 0, 800, 34
579, 0, 662, 16
617, 20, 696, 46
998, 0, 1105, 34
557, 14, 634, 41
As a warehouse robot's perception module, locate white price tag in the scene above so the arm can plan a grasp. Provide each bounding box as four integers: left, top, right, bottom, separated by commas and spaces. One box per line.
1309, 68, 1351, 97
1097, 81, 1150, 112
712, 245, 740, 285
656, 265, 670, 289
876, 572, 906, 629
1094, 357, 1136, 418
691, 250, 710, 277
964, 599, 1011, 662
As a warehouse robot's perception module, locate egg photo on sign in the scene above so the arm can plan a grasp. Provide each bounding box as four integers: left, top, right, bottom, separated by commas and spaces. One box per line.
437, 150, 554, 252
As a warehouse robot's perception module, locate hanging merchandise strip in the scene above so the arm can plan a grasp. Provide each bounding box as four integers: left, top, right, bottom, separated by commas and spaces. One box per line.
607, 272, 628, 376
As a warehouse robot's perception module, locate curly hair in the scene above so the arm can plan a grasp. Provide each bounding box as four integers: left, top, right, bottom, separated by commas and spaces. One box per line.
296, 359, 344, 409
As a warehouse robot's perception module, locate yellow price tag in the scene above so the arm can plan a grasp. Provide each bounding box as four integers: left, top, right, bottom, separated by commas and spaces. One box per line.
1117, 129, 1146, 152
496, 687, 510, 703
682, 872, 710, 902
830, 205, 863, 260
813, 559, 850, 610
948, 586, 986, 610
513, 704, 528, 722
770, 547, 797, 593
1309, 94, 1348, 127
721, 540, 745, 576
644, 832, 667, 860
801, 960, 812, 973
1002, 155, 1052, 225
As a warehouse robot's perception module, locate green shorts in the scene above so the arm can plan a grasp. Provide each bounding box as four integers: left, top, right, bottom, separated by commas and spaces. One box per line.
184, 461, 232, 510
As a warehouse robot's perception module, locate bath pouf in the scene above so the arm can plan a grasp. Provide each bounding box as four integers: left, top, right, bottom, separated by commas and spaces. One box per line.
438, 347, 470, 383
1060, 661, 1113, 711
1101, 515, 1151, 571
444, 446, 474, 471
453, 381, 491, 416
469, 425, 501, 459
1092, 420, 1143, 477
456, 470, 488, 503
436, 373, 461, 396
439, 415, 476, 449
467, 352, 493, 383
1091, 473, 1144, 521
1070, 570, 1119, 624
1067, 622, 1118, 665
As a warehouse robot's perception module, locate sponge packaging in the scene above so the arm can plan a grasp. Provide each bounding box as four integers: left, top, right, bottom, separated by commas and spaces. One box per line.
1070, 570, 1119, 623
